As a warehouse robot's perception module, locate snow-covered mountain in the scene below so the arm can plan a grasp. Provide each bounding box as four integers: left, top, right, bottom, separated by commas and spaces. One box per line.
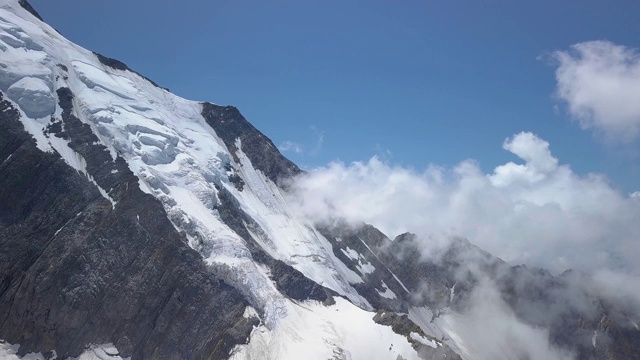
0, 1, 638, 359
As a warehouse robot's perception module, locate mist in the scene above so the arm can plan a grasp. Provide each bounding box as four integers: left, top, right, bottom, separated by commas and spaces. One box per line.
284, 131, 640, 360
286, 131, 640, 275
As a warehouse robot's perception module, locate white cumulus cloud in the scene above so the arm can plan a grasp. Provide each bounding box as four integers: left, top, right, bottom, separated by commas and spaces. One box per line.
287, 131, 640, 274
553, 41, 640, 141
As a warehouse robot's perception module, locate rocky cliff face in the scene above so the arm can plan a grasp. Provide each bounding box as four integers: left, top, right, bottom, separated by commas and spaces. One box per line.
201, 103, 302, 186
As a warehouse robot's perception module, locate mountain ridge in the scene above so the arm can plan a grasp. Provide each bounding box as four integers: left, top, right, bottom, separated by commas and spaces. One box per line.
1, 1, 639, 359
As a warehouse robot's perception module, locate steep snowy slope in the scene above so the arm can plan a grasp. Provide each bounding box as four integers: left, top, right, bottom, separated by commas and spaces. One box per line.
0, 1, 450, 359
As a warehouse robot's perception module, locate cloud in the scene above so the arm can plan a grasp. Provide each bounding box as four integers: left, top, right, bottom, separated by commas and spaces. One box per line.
287, 131, 640, 274
287, 131, 640, 358
589, 269, 640, 317
553, 41, 640, 142
437, 277, 575, 360
279, 140, 303, 154
490, 132, 558, 186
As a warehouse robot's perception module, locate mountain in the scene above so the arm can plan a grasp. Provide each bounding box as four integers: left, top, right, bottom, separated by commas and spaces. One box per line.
0, 1, 638, 359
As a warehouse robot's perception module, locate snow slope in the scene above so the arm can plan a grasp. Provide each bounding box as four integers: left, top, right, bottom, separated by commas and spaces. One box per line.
230, 298, 421, 360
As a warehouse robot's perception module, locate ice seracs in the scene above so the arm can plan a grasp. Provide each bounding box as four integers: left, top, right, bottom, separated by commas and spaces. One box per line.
6, 76, 54, 118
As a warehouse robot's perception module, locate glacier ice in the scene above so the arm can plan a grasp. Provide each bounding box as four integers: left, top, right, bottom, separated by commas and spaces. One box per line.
6, 76, 54, 118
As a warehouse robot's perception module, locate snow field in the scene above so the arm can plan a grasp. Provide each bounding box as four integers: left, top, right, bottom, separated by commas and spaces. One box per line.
230, 297, 421, 360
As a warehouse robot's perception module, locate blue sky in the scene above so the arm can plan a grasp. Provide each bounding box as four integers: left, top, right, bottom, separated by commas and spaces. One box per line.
30, 0, 640, 193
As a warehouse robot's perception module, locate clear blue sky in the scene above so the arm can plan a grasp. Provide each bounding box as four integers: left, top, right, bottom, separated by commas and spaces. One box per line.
30, 0, 640, 192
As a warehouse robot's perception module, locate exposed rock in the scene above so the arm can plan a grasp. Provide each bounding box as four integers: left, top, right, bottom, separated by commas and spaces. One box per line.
201, 102, 301, 185
18, 0, 43, 22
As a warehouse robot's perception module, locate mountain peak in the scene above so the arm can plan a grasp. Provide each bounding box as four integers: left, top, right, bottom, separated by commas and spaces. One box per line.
17, 0, 43, 22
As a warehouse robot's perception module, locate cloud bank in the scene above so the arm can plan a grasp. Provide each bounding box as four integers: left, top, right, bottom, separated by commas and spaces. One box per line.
438, 277, 576, 360
281, 40, 640, 360
553, 41, 640, 142
287, 131, 640, 274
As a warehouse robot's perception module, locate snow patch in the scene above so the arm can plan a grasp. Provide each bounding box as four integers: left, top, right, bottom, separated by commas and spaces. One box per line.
377, 281, 397, 300
391, 271, 411, 293
243, 306, 259, 319
450, 283, 456, 303
54, 212, 81, 236
1, 152, 13, 166
69, 344, 130, 360
356, 258, 375, 275
410, 332, 437, 348
0, 340, 128, 360
341, 246, 359, 261
0, 340, 44, 360
341, 246, 376, 275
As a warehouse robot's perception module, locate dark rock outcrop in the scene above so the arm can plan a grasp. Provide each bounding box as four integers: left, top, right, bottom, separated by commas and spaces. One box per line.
18, 0, 43, 22
201, 102, 301, 185
93, 52, 169, 91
